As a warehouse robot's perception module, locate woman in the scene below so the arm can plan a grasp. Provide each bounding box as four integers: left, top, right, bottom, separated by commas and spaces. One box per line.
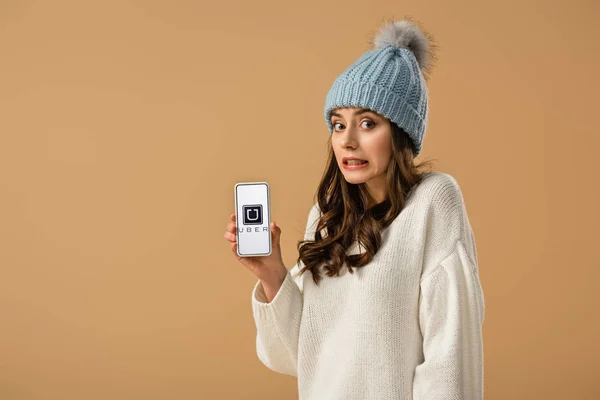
223, 17, 485, 400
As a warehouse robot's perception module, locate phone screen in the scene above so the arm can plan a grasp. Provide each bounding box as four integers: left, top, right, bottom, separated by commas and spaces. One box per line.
234, 182, 271, 257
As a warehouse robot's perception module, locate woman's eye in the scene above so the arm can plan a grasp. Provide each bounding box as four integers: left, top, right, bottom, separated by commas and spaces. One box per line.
362, 120, 375, 129
332, 120, 375, 131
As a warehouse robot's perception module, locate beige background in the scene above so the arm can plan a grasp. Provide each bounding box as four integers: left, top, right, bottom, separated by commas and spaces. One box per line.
1, 0, 599, 399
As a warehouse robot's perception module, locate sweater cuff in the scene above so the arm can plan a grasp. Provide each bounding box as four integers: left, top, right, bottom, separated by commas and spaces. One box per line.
251, 270, 302, 322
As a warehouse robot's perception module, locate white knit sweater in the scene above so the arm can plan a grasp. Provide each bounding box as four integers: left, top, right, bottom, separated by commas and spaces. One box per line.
251, 171, 485, 399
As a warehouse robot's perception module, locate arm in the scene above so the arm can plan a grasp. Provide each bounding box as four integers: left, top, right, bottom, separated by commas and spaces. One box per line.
252, 265, 304, 376
413, 239, 486, 399
251, 203, 321, 376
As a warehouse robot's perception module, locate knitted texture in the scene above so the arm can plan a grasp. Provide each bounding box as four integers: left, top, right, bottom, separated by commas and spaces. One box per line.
251, 171, 485, 399
323, 19, 435, 157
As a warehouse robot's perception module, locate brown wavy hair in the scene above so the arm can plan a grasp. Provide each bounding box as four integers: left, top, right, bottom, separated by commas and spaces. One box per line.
295, 121, 437, 286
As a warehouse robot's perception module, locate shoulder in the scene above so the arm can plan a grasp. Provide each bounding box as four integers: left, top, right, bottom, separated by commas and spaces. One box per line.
411, 171, 465, 203
411, 171, 468, 219
407, 172, 479, 280
412, 171, 475, 258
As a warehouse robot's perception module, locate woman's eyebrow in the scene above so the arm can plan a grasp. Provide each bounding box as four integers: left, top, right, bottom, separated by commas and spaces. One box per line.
330, 108, 374, 118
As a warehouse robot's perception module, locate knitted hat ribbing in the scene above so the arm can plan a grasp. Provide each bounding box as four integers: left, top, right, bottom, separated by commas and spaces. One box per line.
323, 18, 437, 157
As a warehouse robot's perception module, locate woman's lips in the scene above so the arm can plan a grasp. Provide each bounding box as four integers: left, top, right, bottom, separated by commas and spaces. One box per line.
343, 161, 369, 169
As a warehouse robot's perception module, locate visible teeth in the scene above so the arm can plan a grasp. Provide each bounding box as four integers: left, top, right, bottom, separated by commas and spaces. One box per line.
347, 160, 367, 165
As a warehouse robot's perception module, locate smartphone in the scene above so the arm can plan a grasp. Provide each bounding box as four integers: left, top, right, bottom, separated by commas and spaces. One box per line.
234, 181, 271, 257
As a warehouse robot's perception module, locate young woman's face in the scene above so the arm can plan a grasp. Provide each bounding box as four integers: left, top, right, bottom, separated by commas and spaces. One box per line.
330, 107, 393, 200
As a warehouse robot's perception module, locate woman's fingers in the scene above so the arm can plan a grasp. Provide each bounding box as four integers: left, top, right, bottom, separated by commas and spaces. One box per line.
223, 231, 236, 242
231, 242, 242, 260
225, 217, 236, 234
224, 214, 238, 243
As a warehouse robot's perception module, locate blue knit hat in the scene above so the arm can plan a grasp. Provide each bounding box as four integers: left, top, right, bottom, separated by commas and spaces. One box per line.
324, 18, 437, 157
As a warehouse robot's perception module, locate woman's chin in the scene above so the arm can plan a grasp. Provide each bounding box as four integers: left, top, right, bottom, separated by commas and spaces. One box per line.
342, 174, 368, 184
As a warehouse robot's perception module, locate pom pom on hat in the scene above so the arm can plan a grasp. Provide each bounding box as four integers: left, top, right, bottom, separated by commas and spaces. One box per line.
369, 17, 437, 80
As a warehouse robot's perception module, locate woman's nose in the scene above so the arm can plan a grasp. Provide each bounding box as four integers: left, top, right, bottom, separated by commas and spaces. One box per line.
341, 129, 358, 148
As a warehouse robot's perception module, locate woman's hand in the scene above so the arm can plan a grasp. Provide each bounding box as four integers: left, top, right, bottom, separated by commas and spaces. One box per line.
223, 213, 288, 284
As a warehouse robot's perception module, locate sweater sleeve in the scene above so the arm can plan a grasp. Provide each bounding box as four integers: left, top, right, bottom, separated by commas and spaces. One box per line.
413, 238, 485, 400
250, 203, 321, 377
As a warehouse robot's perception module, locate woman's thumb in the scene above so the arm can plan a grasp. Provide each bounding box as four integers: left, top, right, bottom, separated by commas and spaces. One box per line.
271, 221, 280, 245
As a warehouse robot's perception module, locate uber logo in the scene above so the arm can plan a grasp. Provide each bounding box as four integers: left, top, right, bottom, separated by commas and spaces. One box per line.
243, 205, 263, 225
